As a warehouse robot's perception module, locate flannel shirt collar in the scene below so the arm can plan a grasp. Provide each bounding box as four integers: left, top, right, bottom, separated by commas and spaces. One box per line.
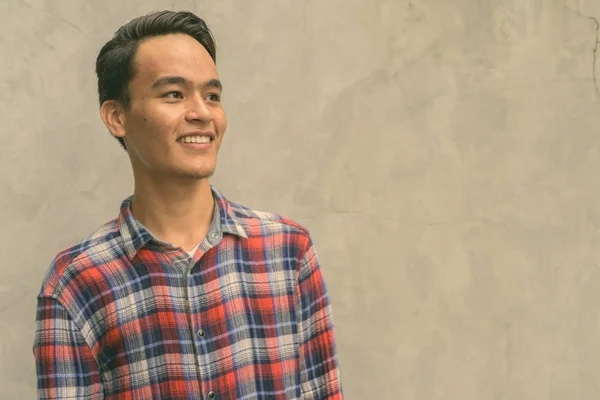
117, 184, 248, 260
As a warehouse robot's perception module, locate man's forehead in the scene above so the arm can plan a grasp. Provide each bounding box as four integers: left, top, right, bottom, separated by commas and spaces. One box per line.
134, 34, 215, 77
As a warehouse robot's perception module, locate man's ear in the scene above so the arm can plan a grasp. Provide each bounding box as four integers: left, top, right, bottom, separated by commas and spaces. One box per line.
100, 100, 127, 140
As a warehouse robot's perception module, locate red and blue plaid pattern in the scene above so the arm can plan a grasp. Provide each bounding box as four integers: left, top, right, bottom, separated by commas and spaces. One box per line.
34, 186, 342, 399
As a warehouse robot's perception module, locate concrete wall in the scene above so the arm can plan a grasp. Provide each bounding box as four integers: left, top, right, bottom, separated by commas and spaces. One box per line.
2, 0, 600, 398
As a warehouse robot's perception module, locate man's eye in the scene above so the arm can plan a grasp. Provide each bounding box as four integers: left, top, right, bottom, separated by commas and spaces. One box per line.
164, 91, 183, 99
207, 93, 221, 102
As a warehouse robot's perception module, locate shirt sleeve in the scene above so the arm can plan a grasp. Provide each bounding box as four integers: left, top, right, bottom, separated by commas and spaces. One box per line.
296, 239, 343, 399
33, 295, 104, 399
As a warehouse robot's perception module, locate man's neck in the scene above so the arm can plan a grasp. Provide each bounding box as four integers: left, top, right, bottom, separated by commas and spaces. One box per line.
130, 174, 215, 252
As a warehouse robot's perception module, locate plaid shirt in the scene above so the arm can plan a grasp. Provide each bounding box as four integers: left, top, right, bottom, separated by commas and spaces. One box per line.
34, 186, 342, 399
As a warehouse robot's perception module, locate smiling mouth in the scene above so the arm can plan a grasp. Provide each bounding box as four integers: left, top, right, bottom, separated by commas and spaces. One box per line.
177, 135, 213, 144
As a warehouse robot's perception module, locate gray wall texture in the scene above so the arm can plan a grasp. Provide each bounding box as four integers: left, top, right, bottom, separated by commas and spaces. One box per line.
2, 0, 600, 398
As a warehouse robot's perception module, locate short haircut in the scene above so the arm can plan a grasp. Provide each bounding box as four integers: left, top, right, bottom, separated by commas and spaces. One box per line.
95, 11, 217, 150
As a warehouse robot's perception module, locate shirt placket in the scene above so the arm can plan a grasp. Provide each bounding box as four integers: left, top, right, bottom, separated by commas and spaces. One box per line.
186, 230, 223, 400
161, 246, 205, 397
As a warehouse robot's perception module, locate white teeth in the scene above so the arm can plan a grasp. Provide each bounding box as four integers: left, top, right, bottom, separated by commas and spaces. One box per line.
179, 136, 211, 144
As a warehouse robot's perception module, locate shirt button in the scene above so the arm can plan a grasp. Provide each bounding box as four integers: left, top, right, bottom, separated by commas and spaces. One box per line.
210, 232, 220, 240
208, 391, 216, 399
197, 329, 205, 338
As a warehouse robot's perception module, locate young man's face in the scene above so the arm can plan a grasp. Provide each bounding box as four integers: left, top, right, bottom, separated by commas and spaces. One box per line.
120, 33, 226, 181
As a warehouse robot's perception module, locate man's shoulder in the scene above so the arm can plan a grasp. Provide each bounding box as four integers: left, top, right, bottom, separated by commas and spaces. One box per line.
227, 198, 311, 238
38, 218, 121, 298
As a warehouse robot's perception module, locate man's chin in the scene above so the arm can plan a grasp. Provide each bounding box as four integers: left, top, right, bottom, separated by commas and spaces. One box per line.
182, 168, 215, 181
153, 164, 215, 182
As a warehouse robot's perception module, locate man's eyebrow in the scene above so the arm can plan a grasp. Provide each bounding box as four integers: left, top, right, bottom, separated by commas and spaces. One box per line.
204, 79, 223, 91
151, 76, 189, 89
151, 76, 223, 91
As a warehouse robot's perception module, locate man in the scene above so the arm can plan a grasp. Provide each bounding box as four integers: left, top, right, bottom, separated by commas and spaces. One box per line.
33, 10, 342, 399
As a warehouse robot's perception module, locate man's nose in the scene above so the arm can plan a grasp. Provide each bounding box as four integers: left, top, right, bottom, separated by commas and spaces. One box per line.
185, 94, 212, 123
